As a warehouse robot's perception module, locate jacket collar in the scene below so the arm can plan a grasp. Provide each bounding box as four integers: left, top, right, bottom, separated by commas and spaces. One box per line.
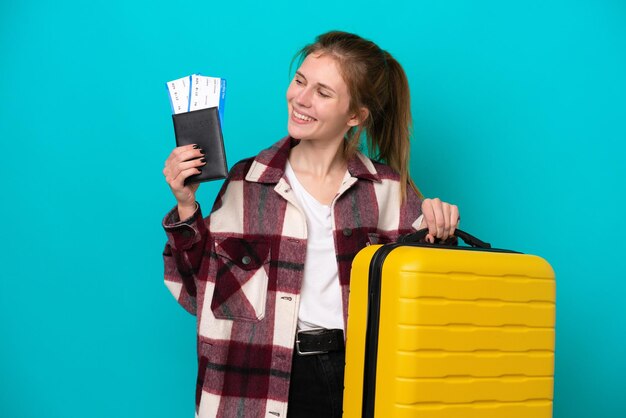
245, 136, 381, 184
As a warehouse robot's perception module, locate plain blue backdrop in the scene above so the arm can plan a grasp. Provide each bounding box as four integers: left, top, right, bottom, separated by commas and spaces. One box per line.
1, 1, 624, 417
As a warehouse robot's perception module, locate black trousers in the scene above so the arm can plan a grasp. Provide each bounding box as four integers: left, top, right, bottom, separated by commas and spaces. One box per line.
286, 348, 346, 418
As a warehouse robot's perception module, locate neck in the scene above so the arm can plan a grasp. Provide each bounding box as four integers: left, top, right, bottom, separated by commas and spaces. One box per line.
289, 137, 347, 178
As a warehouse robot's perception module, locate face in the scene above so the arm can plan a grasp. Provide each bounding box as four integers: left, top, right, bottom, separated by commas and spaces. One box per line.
286, 53, 362, 143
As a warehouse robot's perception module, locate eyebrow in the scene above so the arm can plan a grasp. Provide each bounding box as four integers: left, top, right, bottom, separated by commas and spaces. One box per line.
295, 71, 336, 93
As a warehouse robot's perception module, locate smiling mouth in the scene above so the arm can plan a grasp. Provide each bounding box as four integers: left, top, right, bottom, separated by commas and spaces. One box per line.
292, 109, 316, 122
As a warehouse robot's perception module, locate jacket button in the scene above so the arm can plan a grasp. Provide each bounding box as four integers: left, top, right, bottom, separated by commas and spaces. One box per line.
241, 256, 251, 265
343, 228, 352, 237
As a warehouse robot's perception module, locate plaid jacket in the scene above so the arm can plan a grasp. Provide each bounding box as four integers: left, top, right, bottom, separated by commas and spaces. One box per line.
162, 136, 423, 418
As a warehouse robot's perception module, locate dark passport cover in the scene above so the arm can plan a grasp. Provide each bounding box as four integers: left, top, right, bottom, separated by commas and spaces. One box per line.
172, 107, 228, 184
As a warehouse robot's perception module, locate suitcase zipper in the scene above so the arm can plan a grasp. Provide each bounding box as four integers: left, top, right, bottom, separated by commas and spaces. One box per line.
362, 243, 401, 418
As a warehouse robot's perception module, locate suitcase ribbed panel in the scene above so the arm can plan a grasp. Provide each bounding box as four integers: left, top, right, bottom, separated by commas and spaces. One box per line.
393, 400, 553, 418
397, 325, 554, 352
343, 244, 556, 418
396, 349, 554, 377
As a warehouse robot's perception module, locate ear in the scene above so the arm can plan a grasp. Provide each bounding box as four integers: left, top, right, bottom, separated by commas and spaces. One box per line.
347, 107, 370, 127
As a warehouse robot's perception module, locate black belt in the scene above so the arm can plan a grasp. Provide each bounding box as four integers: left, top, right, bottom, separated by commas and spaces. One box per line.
295, 328, 345, 355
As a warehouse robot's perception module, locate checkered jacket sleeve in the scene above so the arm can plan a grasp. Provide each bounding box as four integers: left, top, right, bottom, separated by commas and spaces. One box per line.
161, 202, 209, 315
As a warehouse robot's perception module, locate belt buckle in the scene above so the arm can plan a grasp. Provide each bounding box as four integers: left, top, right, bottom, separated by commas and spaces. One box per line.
296, 328, 329, 356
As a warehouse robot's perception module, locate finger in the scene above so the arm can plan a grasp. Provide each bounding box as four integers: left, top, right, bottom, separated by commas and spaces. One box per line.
177, 143, 201, 153
165, 155, 203, 186
167, 145, 204, 167
450, 205, 459, 236
172, 167, 203, 191
421, 199, 436, 236
173, 148, 205, 165
176, 157, 206, 174
164, 162, 183, 185
166, 154, 206, 182
430, 198, 445, 238
166, 144, 198, 165
441, 203, 451, 240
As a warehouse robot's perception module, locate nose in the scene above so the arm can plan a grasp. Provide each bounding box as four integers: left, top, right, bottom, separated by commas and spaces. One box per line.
295, 86, 313, 108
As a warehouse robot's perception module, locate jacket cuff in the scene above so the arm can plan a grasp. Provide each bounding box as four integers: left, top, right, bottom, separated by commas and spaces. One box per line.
162, 203, 205, 250
411, 214, 425, 231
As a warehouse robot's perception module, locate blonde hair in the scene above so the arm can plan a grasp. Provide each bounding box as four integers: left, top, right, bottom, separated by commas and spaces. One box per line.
293, 31, 422, 201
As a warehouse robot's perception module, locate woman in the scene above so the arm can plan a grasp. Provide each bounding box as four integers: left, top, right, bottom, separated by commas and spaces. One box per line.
162, 31, 459, 418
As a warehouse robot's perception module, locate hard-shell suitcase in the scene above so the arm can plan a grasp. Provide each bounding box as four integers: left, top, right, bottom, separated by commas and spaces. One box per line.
343, 230, 556, 418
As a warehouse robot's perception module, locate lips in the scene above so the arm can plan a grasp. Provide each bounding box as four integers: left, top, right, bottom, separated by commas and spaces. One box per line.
292, 109, 317, 122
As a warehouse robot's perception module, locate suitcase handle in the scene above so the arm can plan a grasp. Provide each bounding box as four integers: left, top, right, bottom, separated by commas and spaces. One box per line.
399, 228, 492, 249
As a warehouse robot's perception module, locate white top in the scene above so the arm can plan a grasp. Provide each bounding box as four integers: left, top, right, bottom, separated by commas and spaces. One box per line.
284, 161, 344, 331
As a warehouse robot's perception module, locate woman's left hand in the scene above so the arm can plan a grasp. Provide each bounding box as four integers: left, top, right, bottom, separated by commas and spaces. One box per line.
420, 198, 460, 243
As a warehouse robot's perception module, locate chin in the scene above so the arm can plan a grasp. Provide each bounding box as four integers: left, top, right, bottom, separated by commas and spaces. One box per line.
287, 124, 310, 141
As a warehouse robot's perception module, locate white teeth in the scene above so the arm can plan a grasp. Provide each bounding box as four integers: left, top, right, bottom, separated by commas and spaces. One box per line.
293, 110, 314, 122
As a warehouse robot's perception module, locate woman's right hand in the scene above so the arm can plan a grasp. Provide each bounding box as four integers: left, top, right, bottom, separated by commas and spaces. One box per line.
163, 144, 206, 213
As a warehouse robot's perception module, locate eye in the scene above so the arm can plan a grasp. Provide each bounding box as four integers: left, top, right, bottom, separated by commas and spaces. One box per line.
318, 90, 330, 98
294, 78, 304, 85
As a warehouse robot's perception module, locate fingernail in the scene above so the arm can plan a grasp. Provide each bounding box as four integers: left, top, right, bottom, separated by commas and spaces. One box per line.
192, 144, 199, 149
199, 149, 205, 155
200, 158, 206, 163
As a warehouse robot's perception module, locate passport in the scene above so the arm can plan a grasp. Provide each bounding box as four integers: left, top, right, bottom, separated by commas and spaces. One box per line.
172, 107, 228, 184
167, 74, 228, 183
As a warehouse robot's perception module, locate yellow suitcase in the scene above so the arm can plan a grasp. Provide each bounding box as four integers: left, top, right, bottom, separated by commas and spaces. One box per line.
343, 230, 555, 418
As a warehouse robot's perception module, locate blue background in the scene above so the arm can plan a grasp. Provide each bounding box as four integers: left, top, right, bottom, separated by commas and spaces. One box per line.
1, 0, 624, 417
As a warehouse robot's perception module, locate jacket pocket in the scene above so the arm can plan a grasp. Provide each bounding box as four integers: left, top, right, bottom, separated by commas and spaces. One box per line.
367, 232, 398, 245
211, 237, 270, 321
